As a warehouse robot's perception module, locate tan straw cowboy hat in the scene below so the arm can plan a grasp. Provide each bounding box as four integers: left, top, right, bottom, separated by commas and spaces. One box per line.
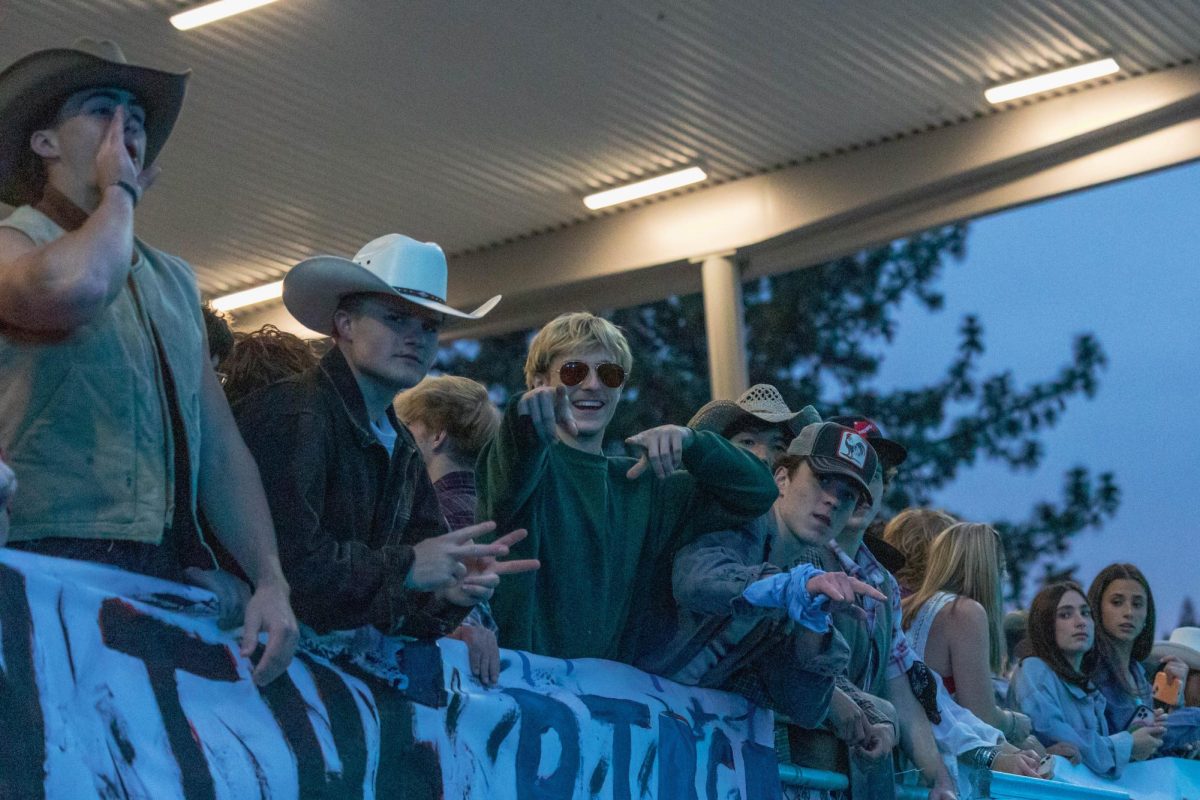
0, 39, 189, 206
688, 383, 820, 437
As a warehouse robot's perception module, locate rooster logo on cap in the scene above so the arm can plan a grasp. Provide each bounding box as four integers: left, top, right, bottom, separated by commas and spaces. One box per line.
837, 432, 868, 468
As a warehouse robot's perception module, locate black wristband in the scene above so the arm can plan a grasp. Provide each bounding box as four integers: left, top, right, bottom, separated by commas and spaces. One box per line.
968, 745, 1000, 771
110, 180, 139, 207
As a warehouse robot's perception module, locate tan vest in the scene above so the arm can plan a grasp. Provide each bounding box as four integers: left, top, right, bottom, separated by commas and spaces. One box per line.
0, 206, 205, 544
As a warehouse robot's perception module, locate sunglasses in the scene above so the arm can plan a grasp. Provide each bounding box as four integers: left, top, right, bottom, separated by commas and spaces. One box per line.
558, 361, 627, 389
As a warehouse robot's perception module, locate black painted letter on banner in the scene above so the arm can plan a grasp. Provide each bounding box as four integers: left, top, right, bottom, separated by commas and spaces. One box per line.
100, 598, 239, 800
0, 564, 46, 799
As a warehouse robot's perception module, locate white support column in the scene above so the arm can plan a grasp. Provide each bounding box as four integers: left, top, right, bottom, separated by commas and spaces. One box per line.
700, 252, 748, 401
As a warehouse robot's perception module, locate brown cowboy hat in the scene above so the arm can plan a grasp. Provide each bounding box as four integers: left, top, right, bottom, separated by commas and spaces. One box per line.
0, 39, 189, 206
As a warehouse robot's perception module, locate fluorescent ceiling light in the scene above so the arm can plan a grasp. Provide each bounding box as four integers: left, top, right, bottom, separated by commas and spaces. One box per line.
985, 58, 1120, 104
584, 166, 708, 210
211, 280, 283, 312
170, 0, 280, 30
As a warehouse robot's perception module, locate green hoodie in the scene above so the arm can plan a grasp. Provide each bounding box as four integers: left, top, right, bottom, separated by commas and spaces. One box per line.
477, 400, 778, 662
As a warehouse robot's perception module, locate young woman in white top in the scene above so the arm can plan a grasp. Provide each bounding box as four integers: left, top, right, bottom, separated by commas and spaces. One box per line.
903, 524, 1038, 744
902, 520, 1060, 796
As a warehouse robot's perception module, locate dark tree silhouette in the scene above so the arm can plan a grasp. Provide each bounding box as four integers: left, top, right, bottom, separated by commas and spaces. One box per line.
1179, 597, 1198, 630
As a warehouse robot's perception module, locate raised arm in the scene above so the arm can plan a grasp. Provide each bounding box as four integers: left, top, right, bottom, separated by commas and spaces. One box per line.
0, 108, 149, 333
1151, 642, 1200, 673
475, 393, 556, 529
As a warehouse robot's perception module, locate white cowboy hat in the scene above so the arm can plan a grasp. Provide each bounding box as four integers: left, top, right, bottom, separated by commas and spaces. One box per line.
1155, 627, 1200, 666
283, 233, 501, 334
0, 39, 189, 206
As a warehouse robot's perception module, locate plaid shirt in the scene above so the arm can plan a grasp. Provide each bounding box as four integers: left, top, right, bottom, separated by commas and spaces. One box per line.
826, 538, 914, 681
432, 470, 498, 634
433, 470, 479, 531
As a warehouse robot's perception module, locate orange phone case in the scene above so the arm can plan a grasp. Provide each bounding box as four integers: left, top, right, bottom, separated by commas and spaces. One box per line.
1153, 671, 1182, 707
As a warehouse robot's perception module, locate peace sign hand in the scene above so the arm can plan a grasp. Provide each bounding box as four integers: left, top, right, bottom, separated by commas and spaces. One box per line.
407, 521, 511, 591
439, 527, 541, 607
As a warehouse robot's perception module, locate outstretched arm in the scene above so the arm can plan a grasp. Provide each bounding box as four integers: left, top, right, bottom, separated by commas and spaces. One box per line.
671, 524, 784, 616
669, 430, 778, 531
476, 393, 560, 529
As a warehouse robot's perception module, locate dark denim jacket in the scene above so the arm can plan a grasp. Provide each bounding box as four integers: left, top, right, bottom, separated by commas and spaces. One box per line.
636, 513, 849, 727
235, 347, 466, 637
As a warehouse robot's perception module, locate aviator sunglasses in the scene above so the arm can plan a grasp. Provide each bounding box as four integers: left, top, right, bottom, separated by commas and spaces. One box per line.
558, 360, 627, 388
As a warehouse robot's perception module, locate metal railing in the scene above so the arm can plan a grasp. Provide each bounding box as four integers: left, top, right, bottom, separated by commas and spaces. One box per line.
777, 764, 930, 798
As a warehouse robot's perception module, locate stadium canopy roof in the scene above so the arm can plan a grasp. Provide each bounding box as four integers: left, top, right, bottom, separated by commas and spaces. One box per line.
7, 1, 1200, 396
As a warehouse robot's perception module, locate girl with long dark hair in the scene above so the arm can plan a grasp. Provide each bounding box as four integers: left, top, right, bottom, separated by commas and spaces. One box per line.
1010, 581, 1163, 777
1087, 563, 1200, 756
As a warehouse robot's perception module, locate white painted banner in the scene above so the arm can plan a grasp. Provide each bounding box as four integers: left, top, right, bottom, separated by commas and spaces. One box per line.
0, 548, 778, 799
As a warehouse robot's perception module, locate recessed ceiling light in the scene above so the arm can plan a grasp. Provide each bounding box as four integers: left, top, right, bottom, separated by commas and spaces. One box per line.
210, 280, 283, 312
985, 58, 1120, 104
170, 0, 281, 31
583, 166, 708, 210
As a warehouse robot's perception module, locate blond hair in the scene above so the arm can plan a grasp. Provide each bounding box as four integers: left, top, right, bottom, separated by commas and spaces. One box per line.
394, 375, 500, 462
523, 312, 633, 390
882, 508, 957, 593
902, 522, 1007, 674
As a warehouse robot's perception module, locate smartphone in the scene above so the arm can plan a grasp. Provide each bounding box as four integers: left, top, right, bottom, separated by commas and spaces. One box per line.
1154, 671, 1182, 707
1037, 754, 1055, 779
1129, 703, 1154, 729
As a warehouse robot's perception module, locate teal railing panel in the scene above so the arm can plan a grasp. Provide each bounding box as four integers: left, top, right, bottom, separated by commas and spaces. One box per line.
778, 763, 850, 790
990, 771, 1130, 800
1049, 757, 1200, 800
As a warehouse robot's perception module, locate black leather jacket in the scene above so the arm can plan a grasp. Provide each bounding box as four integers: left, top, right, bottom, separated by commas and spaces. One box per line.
235, 347, 466, 637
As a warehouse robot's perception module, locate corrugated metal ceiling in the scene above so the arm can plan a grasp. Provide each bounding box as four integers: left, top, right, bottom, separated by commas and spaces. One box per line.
3, 1, 1199, 297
